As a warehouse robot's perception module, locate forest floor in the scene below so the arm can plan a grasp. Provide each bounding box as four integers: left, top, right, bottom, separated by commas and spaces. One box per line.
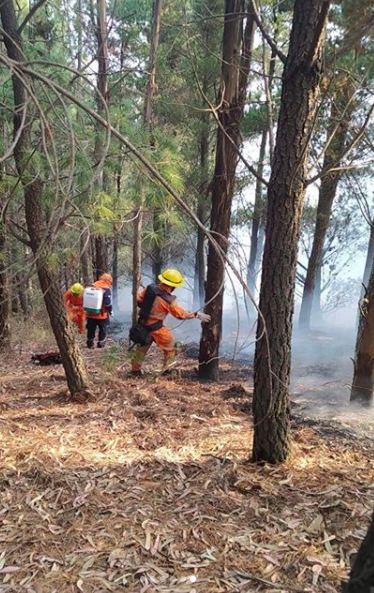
0, 328, 373, 593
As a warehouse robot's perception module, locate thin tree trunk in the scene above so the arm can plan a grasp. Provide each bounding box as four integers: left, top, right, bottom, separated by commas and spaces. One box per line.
80, 229, 92, 285
253, 0, 330, 463
312, 261, 323, 324
193, 100, 210, 310
94, 235, 108, 278
0, 218, 10, 349
198, 0, 255, 381
193, 203, 206, 309
193, 17, 212, 310
147, 0, 164, 281
343, 509, 374, 592
254, 223, 265, 294
143, 0, 162, 133
11, 278, 19, 313
247, 127, 267, 302
246, 35, 277, 310
132, 207, 143, 325
351, 253, 374, 406
132, 0, 163, 319
17, 271, 30, 317
152, 213, 163, 281
112, 236, 118, 310
0, 0, 90, 399
90, 234, 97, 279
92, 0, 109, 277
77, 0, 82, 71
362, 221, 374, 290
299, 88, 355, 329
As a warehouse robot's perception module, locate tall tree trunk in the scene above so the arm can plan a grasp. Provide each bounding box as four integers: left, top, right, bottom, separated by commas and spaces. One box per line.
132, 0, 163, 319
351, 253, 374, 406
17, 271, 30, 317
193, 204, 206, 309
152, 214, 163, 281
299, 87, 355, 329
112, 236, 118, 310
246, 42, 276, 310
147, 0, 164, 282
193, 80, 210, 310
198, 0, 255, 380
252, 0, 330, 463
312, 261, 323, 324
0, 0, 90, 399
143, 0, 162, 133
132, 207, 143, 325
93, 0, 109, 277
343, 509, 374, 593
247, 127, 267, 303
0, 218, 10, 349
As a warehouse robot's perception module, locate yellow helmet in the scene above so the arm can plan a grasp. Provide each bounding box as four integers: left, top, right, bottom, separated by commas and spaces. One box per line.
71, 282, 84, 296
158, 269, 184, 288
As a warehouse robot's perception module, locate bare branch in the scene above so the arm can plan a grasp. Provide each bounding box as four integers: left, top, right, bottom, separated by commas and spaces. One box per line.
18, 0, 49, 34
249, 0, 286, 64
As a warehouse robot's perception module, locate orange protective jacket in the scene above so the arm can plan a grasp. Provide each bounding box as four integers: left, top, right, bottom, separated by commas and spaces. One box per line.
85, 278, 112, 320
63, 289, 84, 314
137, 284, 195, 327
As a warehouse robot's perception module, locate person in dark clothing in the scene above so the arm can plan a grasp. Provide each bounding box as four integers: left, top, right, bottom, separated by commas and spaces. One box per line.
85, 273, 113, 348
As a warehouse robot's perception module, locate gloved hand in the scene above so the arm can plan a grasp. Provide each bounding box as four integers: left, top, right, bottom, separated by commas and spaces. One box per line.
196, 312, 211, 323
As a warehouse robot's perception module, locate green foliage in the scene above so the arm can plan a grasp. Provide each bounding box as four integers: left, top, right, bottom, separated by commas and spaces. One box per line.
242, 104, 268, 139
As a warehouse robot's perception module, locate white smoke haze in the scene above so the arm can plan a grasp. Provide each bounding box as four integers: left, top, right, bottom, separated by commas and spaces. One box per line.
110, 251, 374, 439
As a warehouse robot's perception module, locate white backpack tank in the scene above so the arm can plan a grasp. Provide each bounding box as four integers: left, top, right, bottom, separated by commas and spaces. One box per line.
83, 287, 104, 314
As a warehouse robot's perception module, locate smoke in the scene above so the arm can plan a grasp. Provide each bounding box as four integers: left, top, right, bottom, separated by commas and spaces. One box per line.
111, 276, 374, 437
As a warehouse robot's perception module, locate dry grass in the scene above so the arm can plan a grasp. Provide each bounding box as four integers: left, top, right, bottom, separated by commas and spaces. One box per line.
0, 347, 373, 592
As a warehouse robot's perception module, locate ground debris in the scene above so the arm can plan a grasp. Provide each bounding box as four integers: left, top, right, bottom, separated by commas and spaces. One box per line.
31, 351, 63, 365
0, 351, 372, 592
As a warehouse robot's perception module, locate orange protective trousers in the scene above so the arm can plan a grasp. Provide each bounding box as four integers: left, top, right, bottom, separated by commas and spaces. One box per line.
131, 326, 176, 372
68, 309, 86, 334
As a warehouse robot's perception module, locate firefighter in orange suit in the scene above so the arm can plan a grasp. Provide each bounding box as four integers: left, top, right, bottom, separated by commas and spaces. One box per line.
85, 273, 113, 348
63, 283, 85, 334
131, 269, 210, 375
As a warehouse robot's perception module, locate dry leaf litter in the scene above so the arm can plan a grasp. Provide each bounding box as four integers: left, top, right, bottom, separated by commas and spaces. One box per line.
0, 346, 373, 593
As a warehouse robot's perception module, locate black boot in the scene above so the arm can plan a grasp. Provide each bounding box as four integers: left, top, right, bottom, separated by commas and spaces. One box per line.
87, 340, 94, 349
97, 341, 106, 349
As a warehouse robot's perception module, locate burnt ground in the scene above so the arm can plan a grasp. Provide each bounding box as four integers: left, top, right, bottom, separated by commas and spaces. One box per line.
0, 325, 373, 593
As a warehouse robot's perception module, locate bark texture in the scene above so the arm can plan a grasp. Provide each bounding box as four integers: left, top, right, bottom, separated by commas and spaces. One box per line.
93, 0, 109, 279
299, 87, 355, 329
253, 0, 330, 462
0, 0, 90, 398
0, 219, 10, 348
198, 0, 255, 380
351, 254, 374, 406
343, 510, 374, 592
